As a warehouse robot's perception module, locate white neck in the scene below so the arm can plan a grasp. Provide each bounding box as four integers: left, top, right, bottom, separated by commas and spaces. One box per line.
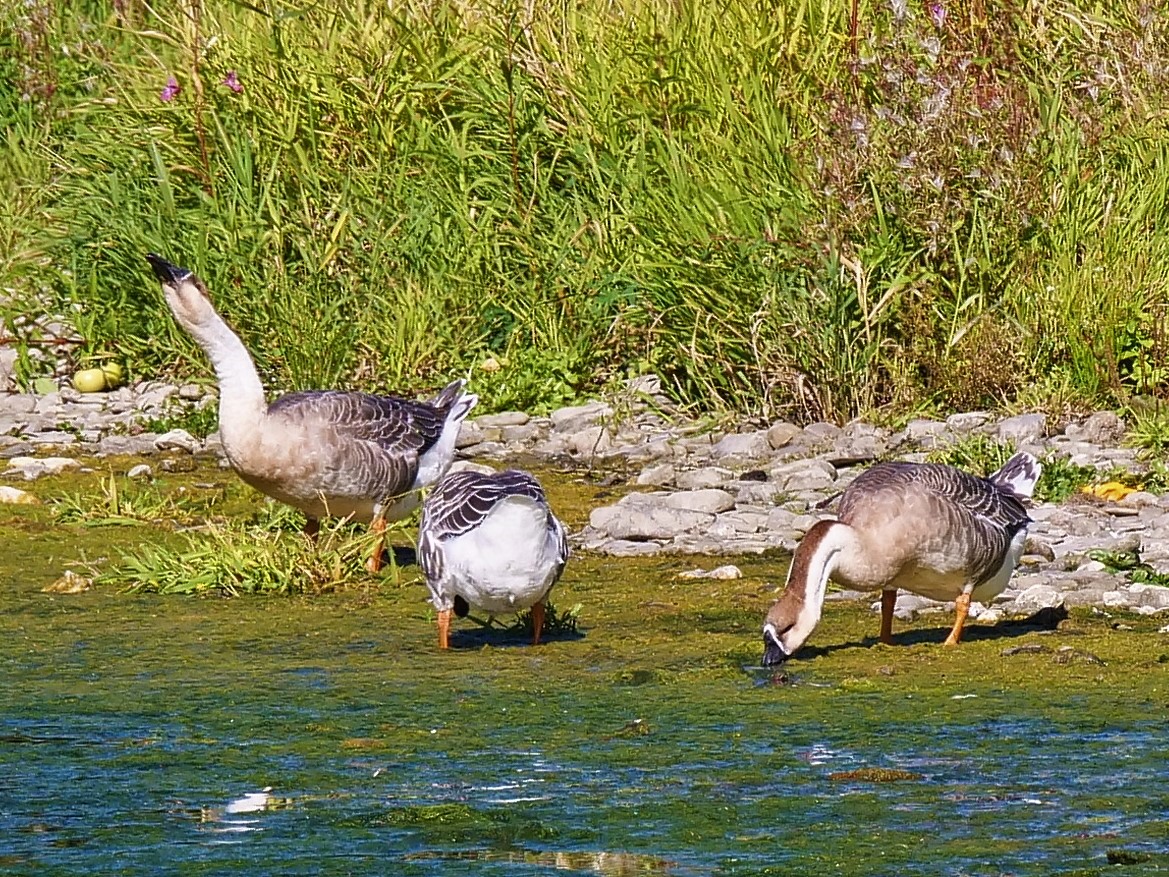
185, 313, 268, 449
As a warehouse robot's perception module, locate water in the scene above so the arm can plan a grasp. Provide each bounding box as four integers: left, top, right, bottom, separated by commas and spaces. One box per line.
2, 479, 1168, 874
3, 596, 1166, 876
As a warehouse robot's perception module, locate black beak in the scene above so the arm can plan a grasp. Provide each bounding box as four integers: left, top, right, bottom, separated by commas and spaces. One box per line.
145, 253, 192, 284
762, 632, 789, 667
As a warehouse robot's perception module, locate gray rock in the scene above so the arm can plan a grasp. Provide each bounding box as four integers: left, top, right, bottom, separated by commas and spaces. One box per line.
767, 421, 802, 449
178, 383, 205, 400
588, 501, 713, 541
0, 440, 34, 458
0, 394, 36, 414
636, 463, 676, 487
127, 464, 153, 479
831, 434, 886, 462
597, 539, 665, 557
0, 348, 17, 391
608, 438, 675, 464
874, 592, 946, 621
769, 458, 836, 492
905, 419, 948, 441
802, 422, 843, 444
567, 426, 613, 456
718, 509, 770, 533
6, 455, 81, 480
710, 430, 771, 461
1010, 584, 1065, 612
476, 411, 530, 428
135, 384, 178, 411
663, 489, 737, 515
550, 401, 612, 432
1125, 584, 1169, 611
1080, 411, 1125, 446
33, 393, 64, 415
456, 421, 485, 448
29, 431, 77, 445
997, 413, 1047, 444
155, 428, 201, 454
677, 564, 743, 580
97, 434, 159, 456
676, 467, 733, 490
946, 412, 992, 433
736, 482, 786, 504
499, 423, 542, 444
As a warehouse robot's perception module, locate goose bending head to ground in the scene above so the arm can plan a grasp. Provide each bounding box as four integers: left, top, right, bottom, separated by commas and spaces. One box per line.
418, 468, 569, 650
762, 452, 1042, 665
146, 254, 477, 572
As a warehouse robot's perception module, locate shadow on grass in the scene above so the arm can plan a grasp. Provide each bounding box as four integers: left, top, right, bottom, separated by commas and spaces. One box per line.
444, 621, 587, 651
799, 605, 1071, 659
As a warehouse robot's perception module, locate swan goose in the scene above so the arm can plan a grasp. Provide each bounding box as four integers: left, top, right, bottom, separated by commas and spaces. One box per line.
146, 253, 477, 572
418, 468, 569, 649
762, 452, 1041, 664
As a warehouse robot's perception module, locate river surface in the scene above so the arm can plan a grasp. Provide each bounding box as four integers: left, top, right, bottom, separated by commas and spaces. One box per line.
4, 588, 1167, 876
2, 468, 1168, 874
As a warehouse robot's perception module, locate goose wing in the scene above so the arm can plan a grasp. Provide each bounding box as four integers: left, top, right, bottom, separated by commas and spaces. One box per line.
267, 390, 450, 499
268, 390, 449, 455
840, 461, 1031, 586
418, 469, 554, 582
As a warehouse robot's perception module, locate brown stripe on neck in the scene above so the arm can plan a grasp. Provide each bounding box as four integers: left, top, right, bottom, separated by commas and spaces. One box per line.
766, 519, 840, 629
784, 519, 840, 602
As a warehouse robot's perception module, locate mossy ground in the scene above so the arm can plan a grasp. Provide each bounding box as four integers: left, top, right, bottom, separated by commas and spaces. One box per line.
4, 458, 1168, 698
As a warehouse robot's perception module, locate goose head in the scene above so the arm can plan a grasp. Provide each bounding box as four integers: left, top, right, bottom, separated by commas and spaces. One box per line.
762, 589, 814, 666
146, 253, 216, 333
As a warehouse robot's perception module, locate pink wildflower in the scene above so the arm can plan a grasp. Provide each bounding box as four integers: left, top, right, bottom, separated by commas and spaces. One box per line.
222, 70, 243, 93
928, 1, 946, 27
160, 75, 181, 102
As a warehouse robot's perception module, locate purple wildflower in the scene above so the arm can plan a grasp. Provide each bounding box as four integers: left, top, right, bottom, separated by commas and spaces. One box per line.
928, 1, 946, 27
160, 75, 181, 102
222, 70, 243, 93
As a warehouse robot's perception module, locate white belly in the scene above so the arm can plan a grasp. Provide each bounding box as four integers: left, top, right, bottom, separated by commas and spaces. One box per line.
433, 499, 561, 615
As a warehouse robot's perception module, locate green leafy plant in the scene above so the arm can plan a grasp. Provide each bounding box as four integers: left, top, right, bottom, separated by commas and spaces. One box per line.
6, 1, 1169, 422
98, 516, 378, 596
53, 471, 222, 526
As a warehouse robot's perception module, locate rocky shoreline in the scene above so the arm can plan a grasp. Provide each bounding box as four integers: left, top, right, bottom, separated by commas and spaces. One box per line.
3, 376, 1169, 627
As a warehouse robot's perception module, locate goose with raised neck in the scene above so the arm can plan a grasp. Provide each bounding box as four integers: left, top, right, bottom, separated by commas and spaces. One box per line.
762, 452, 1041, 664
146, 253, 477, 572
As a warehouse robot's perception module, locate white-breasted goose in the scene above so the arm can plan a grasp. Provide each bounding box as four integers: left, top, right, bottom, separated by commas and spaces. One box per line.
418, 468, 569, 649
762, 452, 1041, 664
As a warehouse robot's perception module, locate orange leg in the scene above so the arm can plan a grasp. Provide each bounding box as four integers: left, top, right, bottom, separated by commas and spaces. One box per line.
530, 601, 546, 646
880, 590, 897, 644
437, 608, 452, 650
365, 516, 386, 574
944, 591, 972, 646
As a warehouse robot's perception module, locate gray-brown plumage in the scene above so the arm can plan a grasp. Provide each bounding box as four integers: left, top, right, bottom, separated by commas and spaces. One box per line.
146, 254, 477, 571
762, 452, 1041, 664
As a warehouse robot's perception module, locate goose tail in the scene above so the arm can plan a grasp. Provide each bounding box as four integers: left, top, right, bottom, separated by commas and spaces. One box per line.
989, 452, 1042, 499
432, 379, 479, 423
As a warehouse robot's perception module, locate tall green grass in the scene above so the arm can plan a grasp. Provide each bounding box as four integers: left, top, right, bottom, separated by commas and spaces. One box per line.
2, 0, 1169, 421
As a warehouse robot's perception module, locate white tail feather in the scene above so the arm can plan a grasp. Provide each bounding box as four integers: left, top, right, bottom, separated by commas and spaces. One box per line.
989, 452, 1042, 499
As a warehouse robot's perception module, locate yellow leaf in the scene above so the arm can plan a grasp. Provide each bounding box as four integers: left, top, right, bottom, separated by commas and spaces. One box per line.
1081, 481, 1140, 502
